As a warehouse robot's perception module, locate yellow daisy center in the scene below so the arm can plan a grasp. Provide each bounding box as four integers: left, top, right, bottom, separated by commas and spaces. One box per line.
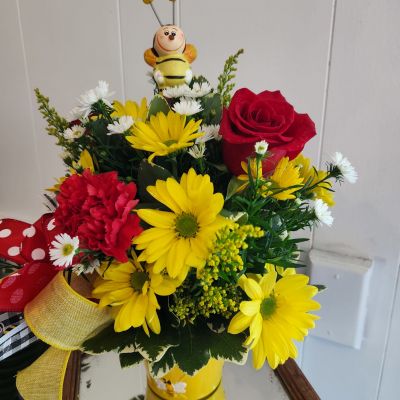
260, 296, 277, 319
62, 244, 74, 256
175, 213, 199, 238
131, 271, 148, 291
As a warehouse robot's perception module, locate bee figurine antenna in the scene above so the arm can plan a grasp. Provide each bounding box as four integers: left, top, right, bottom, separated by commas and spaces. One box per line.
143, 0, 164, 26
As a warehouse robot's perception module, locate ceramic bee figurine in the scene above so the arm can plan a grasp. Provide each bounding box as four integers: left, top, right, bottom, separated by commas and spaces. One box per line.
144, 25, 197, 89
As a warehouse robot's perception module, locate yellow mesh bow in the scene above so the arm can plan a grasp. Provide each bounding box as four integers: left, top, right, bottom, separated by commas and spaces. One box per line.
16, 272, 112, 400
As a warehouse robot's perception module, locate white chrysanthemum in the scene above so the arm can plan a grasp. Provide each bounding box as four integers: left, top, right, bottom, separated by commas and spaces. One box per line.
188, 143, 206, 159
63, 125, 85, 141
73, 259, 100, 276
314, 199, 334, 226
187, 82, 212, 98
254, 140, 269, 155
107, 115, 134, 135
331, 152, 358, 183
72, 80, 115, 119
196, 124, 221, 143
163, 84, 190, 98
172, 98, 203, 116
49, 233, 79, 268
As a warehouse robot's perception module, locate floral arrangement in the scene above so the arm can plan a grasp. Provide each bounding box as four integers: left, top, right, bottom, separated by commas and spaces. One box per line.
0, 21, 357, 400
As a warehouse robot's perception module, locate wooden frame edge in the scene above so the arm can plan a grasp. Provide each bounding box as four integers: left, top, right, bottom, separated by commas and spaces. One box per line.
63, 351, 81, 400
274, 358, 320, 400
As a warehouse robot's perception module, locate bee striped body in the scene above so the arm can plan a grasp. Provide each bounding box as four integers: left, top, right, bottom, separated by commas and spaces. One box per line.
153, 54, 192, 88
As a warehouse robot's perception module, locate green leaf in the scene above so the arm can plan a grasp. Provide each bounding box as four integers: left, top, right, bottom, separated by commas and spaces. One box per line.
119, 352, 144, 369
134, 324, 180, 362
201, 93, 222, 125
171, 326, 211, 375
149, 347, 176, 377
137, 160, 172, 203
160, 323, 248, 376
314, 284, 327, 293
147, 95, 170, 118
82, 324, 136, 354
226, 176, 243, 200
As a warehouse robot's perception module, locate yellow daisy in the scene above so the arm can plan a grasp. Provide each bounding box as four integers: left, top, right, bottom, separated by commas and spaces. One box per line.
267, 157, 304, 200
293, 154, 335, 206
133, 168, 230, 280
228, 271, 320, 369
126, 111, 203, 163
237, 158, 263, 192
265, 263, 296, 277
92, 254, 179, 334
112, 98, 148, 123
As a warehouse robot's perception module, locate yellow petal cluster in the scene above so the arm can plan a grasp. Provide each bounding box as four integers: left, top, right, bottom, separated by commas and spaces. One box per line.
228, 271, 320, 369
133, 168, 230, 280
92, 255, 179, 335
268, 157, 304, 200
126, 111, 203, 163
112, 98, 148, 123
293, 154, 335, 206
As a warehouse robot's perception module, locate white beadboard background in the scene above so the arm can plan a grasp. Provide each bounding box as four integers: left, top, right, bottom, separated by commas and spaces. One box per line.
0, 1, 399, 399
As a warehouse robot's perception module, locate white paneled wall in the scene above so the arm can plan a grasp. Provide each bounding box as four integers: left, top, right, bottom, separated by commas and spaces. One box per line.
0, 1, 399, 399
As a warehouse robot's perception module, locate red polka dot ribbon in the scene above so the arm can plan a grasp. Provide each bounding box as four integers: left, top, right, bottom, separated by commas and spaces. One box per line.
0, 214, 62, 312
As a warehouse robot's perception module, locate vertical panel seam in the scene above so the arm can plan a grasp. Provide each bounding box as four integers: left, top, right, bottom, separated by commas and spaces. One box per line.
302, 0, 337, 370
309, 0, 337, 252
15, 0, 43, 189
376, 261, 400, 399
116, 0, 126, 101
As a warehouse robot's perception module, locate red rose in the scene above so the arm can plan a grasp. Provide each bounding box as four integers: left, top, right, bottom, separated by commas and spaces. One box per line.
221, 88, 316, 175
55, 170, 142, 262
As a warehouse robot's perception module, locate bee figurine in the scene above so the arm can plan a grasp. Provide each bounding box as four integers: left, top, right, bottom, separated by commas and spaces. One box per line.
144, 25, 197, 89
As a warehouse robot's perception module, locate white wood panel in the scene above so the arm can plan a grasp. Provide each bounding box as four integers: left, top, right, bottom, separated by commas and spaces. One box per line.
302, 1, 400, 399
17, 0, 124, 198
0, 0, 42, 221
119, 0, 175, 101
180, 0, 334, 163
380, 264, 400, 399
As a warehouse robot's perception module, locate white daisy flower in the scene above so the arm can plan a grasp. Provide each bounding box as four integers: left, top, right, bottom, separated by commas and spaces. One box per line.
331, 152, 358, 183
49, 233, 79, 268
254, 140, 269, 155
188, 143, 206, 159
73, 259, 100, 276
163, 84, 190, 98
72, 80, 115, 119
314, 199, 334, 227
63, 125, 85, 141
196, 124, 221, 143
107, 115, 134, 135
187, 82, 212, 98
172, 98, 203, 116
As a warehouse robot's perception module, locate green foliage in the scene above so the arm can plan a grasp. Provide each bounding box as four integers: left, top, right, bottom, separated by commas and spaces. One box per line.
0, 259, 20, 279
137, 160, 172, 203
119, 352, 144, 369
34, 88, 69, 141
200, 93, 222, 125
149, 323, 247, 376
147, 95, 170, 118
217, 49, 244, 108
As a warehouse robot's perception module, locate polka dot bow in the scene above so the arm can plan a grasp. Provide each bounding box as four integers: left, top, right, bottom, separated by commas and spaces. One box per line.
0, 214, 62, 312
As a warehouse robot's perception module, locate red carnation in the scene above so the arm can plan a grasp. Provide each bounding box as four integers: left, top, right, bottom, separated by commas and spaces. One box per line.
221, 88, 316, 175
54, 170, 142, 262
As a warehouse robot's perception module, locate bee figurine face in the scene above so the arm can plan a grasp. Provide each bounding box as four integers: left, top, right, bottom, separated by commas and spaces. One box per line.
153, 25, 186, 56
